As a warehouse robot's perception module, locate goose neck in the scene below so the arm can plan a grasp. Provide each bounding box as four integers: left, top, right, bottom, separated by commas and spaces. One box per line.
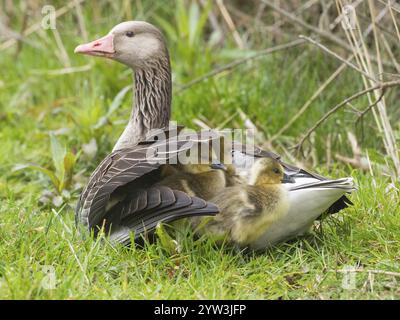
113, 56, 172, 151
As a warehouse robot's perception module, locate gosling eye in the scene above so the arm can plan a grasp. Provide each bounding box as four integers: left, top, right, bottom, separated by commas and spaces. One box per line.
272, 168, 280, 174
125, 31, 134, 38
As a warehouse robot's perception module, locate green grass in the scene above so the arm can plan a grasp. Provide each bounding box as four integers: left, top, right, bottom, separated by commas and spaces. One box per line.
0, 1, 399, 299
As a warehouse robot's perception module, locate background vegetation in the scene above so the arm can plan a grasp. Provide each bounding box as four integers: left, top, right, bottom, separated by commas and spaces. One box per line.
0, 0, 399, 299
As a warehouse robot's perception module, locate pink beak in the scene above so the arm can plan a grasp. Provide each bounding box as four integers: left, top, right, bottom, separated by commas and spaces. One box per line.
74, 34, 115, 57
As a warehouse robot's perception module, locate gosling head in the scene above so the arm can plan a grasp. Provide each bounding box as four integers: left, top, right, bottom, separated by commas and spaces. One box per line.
74, 21, 168, 69
248, 158, 295, 186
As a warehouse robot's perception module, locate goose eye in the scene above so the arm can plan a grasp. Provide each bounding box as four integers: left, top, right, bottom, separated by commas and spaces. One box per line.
125, 31, 134, 38
273, 168, 280, 174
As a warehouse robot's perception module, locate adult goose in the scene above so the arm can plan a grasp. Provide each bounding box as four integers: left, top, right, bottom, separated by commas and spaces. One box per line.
74, 21, 356, 248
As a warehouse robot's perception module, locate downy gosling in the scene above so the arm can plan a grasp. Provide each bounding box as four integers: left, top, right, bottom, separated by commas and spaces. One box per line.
156, 162, 227, 201
193, 157, 294, 247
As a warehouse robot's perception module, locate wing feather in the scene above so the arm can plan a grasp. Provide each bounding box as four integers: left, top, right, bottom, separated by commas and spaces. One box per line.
76, 132, 219, 243
108, 188, 218, 245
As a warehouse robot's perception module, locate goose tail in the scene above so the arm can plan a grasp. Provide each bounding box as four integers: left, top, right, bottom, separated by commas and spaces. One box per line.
288, 177, 356, 192
251, 177, 356, 249
287, 176, 356, 216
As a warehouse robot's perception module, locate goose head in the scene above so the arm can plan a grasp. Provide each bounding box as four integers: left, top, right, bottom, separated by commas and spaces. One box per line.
74, 21, 168, 69
248, 158, 295, 186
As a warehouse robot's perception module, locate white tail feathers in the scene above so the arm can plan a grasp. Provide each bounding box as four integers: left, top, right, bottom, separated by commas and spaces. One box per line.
250, 176, 356, 249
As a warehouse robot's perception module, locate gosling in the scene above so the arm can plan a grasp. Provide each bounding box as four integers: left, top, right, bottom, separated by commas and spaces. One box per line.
156, 162, 227, 201
193, 157, 293, 247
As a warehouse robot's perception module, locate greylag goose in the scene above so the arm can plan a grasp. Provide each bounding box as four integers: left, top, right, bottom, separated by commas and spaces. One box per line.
192, 158, 293, 247
74, 21, 356, 247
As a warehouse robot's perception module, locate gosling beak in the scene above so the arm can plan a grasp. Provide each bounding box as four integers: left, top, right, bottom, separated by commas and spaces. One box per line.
74, 34, 115, 57
282, 173, 295, 183
210, 163, 227, 171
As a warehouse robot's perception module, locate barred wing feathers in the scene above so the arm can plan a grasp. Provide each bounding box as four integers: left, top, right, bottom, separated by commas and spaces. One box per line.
76, 136, 218, 243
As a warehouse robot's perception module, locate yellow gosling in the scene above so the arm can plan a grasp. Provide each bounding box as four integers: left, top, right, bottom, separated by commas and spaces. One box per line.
196, 158, 291, 247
